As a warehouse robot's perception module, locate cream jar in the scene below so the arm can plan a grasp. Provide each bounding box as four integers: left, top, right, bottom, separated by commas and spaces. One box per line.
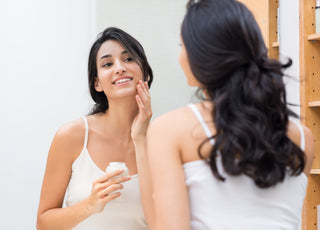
106, 162, 129, 178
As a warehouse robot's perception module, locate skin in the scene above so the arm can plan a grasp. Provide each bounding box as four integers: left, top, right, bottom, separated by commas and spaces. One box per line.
37, 40, 152, 230
145, 40, 315, 230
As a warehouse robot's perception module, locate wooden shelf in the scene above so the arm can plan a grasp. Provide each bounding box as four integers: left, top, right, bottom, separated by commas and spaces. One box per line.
300, 0, 320, 229
310, 169, 320, 175
308, 101, 320, 108
272, 41, 279, 47
307, 33, 320, 41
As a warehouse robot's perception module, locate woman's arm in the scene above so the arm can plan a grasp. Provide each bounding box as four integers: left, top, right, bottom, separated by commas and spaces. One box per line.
147, 114, 190, 230
37, 122, 129, 230
287, 121, 315, 176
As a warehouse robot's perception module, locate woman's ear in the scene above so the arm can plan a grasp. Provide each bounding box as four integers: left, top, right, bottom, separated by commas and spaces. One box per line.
94, 77, 103, 92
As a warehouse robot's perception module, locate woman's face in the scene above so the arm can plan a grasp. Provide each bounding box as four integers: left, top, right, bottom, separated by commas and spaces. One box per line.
179, 39, 201, 87
95, 40, 143, 99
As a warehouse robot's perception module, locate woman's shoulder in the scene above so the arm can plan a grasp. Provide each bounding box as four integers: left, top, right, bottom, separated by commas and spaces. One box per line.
148, 103, 211, 142
151, 104, 197, 128
51, 117, 86, 161
287, 119, 313, 147
287, 119, 315, 175
55, 117, 86, 141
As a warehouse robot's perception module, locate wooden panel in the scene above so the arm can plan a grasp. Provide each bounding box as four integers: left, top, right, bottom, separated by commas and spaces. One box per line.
313, 139, 320, 170
238, 0, 279, 59
308, 109, 320, 170
305, 175, 320, 230
300, 0, 320, 229
308, 42, 320, 101
237, 0, 269, 45
268, 0, 279, 59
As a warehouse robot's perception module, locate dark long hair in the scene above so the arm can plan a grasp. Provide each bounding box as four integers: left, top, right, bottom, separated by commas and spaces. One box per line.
88, 27, 153, 115
182, 0, 305, 188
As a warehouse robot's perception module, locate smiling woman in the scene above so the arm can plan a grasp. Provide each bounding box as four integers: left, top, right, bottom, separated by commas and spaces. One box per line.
36, 27, 153, 230
87, 28, 153, 115
94, 40, 143, 100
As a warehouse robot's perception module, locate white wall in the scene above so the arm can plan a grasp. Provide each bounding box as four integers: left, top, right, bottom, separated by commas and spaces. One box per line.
279, 0, 301, 116
96, 0, 198, 119
0, 0, 94, 229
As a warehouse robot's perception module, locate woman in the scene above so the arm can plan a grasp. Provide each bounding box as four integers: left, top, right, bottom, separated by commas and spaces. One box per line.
37, 27, 153, 230
146, 0, 314, 229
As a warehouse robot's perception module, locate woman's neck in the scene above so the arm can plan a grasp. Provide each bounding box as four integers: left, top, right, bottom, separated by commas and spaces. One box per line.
98, 96, 138, 140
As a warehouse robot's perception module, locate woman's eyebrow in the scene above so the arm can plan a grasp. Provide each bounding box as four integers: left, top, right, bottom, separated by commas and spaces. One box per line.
121, 50, 128, 55
99, 54, 111, 60
99, 50, 128, 61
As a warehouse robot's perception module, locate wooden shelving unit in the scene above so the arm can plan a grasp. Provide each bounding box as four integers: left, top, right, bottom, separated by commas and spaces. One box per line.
308, 33, 320, 41
237, 0, 279, 59
268, 0, 279, 60
310, 169, 320, 174
272, 41, 280, 48
309, 101, 320, 107
300, 0, 320, 229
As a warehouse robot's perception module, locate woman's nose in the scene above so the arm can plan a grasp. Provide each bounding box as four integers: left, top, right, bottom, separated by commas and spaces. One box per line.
114, 61, 126, 74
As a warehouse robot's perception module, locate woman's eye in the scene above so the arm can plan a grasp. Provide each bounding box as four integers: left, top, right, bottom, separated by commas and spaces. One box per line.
124, 57, 133, 62
103, 62, 112, 67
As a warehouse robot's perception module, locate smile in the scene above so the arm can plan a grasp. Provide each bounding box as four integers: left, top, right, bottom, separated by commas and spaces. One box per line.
113, 77, 133, 85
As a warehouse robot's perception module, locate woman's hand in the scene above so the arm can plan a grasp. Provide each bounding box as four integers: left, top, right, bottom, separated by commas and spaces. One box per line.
131, 80, 152, 142
86, 169, 131, 214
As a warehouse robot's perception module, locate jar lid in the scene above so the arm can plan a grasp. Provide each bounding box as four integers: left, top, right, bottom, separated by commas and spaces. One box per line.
109, 162, 126, 166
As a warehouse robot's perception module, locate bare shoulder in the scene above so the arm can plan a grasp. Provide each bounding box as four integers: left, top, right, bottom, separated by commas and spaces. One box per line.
50, 117, 86, 162
37, 118, 87, 216
287, 120, 315, 175
55, 117, 85, 139
149, 106, 194, 134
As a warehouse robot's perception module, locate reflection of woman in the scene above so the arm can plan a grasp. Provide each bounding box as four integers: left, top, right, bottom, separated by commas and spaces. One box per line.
37, 27, 153, 230
146, 0, 315, 229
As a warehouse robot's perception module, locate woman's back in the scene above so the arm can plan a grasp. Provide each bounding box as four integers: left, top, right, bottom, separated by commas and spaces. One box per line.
184, 103, 307, 229
147, 102, 313, 230
184, 160, 307, 229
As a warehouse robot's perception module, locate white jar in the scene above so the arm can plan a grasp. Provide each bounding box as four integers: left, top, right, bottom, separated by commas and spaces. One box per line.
106, 162, 129, 178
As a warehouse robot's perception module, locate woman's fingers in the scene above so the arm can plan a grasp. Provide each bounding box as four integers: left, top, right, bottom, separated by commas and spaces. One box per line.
136, 80, 152, 117
136, 95, 145, 110
99, 183, 123, 197
108, 175, 131, 184
137, 81, 150, 103
94, 169, 123, 183
102, 192, 121, 204
94, 169, 130, 183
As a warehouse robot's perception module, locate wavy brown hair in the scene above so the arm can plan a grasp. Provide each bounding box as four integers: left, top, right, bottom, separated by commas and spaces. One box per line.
182, 0, 305, 188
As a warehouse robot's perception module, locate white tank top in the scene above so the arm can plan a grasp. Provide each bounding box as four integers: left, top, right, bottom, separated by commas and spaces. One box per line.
185, 104, 308, 230
65, 117, 149, 230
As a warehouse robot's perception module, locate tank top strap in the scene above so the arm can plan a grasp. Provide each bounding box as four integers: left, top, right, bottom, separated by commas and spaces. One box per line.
82, 117, 89, 149
289, 118, 305, 151
188, 104, 215, 145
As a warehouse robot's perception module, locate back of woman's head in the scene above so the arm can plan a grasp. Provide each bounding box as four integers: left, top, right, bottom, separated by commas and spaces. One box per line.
182, 0, 305, 188
88, 27, 153, 115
